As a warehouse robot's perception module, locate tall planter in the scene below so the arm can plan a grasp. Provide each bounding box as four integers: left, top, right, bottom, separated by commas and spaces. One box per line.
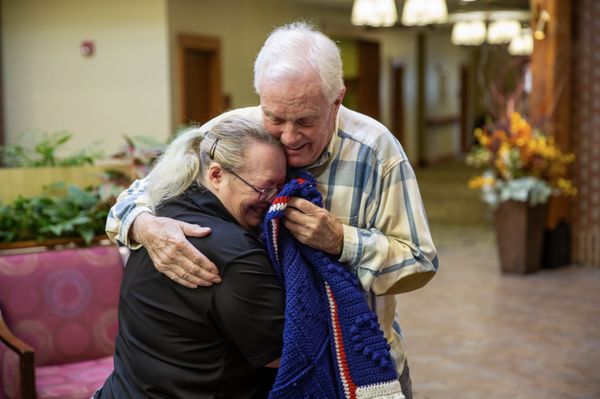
494, 200, 548, 274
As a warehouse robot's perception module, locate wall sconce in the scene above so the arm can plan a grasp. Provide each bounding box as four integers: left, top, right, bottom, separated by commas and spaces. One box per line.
534, 9, 550, 40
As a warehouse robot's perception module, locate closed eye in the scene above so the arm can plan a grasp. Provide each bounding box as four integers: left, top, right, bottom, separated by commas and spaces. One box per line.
297, 118, 316, 127
267, 115, 285, 125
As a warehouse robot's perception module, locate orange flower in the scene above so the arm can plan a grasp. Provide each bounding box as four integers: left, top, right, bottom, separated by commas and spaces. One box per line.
556, 178, 577, 196
468, 175, 496, 189
466, 112, 576, 199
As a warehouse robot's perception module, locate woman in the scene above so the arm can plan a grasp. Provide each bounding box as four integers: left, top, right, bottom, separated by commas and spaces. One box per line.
95, 116, 286, 398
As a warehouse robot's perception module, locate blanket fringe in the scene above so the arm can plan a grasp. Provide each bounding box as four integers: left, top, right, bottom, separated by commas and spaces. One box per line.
355, 380, 405, 399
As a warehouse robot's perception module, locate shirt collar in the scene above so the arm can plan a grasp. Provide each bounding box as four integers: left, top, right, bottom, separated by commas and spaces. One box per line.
305, 106, 342, 169
182, 183, 238, 226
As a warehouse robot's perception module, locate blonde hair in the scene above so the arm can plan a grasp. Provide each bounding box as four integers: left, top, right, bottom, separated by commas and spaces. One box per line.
146, 115, 281, 208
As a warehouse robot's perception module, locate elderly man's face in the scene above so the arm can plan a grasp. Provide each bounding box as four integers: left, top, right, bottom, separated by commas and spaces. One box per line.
260, 76, 343, 168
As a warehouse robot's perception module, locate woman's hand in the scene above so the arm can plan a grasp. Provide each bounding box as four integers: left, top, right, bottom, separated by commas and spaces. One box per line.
131, 213, 221, 288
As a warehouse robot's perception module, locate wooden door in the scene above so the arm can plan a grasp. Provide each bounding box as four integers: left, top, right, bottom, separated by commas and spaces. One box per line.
357, 40, 380, 120
178, 34, 222, 126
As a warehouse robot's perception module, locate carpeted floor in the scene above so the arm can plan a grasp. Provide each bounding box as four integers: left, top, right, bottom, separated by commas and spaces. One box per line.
397, 160, 600, 399
416, 159, 494, 249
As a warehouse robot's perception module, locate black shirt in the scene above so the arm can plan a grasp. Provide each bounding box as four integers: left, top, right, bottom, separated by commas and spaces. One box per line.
98, 184, 284, 399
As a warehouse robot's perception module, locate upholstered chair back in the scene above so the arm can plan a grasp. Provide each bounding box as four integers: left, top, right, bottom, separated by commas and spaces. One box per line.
0, 245, 123, 398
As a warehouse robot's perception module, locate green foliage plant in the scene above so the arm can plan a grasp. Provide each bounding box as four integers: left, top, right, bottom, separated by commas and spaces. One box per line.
0, 131, 103, 167
0, 183, 110, 245
97, 134, 166, 203
0, 132, 167, 247
110, 135, 165, 179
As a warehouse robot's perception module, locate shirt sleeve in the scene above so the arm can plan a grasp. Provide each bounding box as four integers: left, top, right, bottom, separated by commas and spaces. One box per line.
211, 251, 284, 368
338, 157, 438, 295
105, 178, 154, 249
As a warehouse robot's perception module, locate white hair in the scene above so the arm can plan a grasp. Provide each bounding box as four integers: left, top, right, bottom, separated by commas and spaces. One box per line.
254, 21, 344, 103
146, 115, 281, 208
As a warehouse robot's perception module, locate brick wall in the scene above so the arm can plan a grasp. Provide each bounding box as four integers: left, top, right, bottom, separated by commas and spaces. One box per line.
572, 0, 600, 266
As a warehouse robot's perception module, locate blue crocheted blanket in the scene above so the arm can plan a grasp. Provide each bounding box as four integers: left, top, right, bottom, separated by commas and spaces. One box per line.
261, 171, 404, 399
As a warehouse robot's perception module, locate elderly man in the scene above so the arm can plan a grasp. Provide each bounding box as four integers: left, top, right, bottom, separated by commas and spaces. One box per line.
106, 22, 438, 398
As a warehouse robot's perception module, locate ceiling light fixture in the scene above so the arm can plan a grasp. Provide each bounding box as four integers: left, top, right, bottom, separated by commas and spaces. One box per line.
508, 27, 533, 56
401, 0, 448, 26
487, 18, 521, 44
452, 20, 486, 45
450, 12, 487, 45
351, 0, 398, 27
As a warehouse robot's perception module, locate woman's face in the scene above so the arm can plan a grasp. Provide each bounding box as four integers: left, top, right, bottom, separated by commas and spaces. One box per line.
217, 143, 286, 230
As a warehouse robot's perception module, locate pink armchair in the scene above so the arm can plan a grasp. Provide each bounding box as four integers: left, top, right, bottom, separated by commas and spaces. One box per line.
0, 245, 124, 399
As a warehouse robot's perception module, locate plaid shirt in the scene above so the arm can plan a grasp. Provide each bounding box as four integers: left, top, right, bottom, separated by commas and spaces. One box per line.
106, 105, 439, 375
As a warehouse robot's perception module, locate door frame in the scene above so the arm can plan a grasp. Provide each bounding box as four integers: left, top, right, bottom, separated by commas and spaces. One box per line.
0, 2, 4, 150
460, 64, 470, 154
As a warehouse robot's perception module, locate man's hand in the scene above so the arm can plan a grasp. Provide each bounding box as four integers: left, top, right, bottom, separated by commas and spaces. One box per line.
283, 197, 344, 255
131, 213, 221, 288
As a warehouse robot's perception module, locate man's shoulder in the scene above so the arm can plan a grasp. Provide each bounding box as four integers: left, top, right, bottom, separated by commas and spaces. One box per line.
337, 106, 407, 163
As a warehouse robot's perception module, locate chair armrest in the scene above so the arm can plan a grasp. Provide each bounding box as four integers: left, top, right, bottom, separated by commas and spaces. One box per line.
0, 311, 36, 399
0, 311, 34, 355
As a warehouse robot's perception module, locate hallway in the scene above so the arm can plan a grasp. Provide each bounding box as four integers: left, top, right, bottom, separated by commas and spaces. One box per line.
399, 161, 600, 399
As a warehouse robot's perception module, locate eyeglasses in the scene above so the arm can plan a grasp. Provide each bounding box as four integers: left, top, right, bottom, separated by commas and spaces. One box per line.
226, 169, 281, 202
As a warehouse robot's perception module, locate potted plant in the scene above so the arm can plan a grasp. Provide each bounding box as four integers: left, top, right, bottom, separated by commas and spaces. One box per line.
466, 112, 576, 273
0, 131, 128, 203
0, 134, 166, 252
0, 184, 112, 251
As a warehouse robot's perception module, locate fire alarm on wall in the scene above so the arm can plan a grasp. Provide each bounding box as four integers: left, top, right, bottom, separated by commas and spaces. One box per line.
81, 40, 95, 57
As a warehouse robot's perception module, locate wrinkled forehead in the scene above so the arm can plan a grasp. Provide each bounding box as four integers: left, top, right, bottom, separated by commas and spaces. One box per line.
257, 60, 319, 86
259, 79, 327, 117
258, 68, 323, 96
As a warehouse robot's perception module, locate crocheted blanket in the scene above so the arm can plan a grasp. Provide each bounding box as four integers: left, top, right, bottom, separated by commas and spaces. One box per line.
261, 171, 404, 399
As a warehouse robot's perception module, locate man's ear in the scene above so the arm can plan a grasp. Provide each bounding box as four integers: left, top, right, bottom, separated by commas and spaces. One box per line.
335, 87, 346, 105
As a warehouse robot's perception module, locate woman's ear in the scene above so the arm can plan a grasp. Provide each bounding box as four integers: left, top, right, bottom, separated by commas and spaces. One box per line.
207, 162, 224, 191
